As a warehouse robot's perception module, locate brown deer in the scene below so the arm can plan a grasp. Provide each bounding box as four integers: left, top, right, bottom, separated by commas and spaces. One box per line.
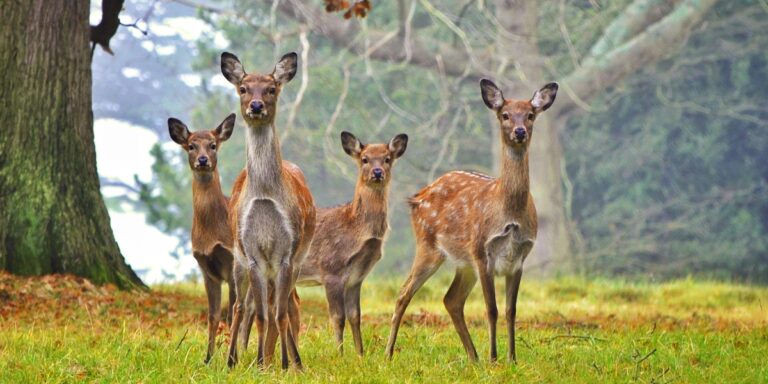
385, 80, 558, 362
295, 131, 408, 355
221, 51, 315, 370
167, 113, 236, 364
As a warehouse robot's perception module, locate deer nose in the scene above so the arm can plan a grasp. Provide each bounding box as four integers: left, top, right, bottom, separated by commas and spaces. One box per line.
372, 168, 383, 179
198, 156, 209, 166
250, 100, 264, 113
514, 127, 526, 139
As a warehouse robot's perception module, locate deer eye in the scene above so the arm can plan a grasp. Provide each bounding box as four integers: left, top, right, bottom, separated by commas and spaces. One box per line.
268, 87, 276, 95
501, 112, 510, 121
528, 112, 535, 121
239, 86, 246, 95
361, 157, 369, 164
385, 157, 391, 164
188, 144, 196, 151
210, 143, 217, 150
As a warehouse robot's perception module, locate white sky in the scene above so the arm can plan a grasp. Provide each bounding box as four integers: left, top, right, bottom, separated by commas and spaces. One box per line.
94, 119, 197, 284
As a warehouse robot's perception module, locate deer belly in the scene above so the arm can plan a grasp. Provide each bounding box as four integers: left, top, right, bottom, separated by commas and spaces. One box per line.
239, 197, 294, 276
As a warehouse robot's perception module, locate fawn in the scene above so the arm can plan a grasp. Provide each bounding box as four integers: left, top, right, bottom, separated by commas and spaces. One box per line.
385, 80, 558, 362
295, 131, 408, 355
221, 51, 315, 370
168, 113, 236, 364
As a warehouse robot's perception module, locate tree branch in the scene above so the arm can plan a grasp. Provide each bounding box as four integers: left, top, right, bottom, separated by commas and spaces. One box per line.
586, 0, 680, 60
559, 0, 720, 115
90, 0, 125, 57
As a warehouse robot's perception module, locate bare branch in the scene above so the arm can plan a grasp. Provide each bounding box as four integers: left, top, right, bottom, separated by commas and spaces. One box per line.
282, 29, 311, 141
559, 0, 720, 115
586, 0, 680, 60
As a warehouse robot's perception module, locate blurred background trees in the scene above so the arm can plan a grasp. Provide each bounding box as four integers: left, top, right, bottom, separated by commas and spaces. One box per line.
114, 0, 766, 282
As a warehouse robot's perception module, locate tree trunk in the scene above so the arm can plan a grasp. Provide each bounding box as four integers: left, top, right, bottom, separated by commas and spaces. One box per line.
0, 0, 144, 289
493, 0, 571, 274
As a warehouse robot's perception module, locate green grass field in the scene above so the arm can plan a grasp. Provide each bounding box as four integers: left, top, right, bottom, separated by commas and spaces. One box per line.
1, 272, 766, 383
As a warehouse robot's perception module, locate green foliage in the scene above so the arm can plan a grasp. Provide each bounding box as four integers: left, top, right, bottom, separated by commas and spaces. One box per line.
565, 1, 768, 282
134, 0, 768, 282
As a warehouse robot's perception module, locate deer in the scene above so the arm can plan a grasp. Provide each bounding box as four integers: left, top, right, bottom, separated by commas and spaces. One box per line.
221, 51, 315, 370
385, 80, 558, 363
167, 113, 236, 364
293, 131, 408, 356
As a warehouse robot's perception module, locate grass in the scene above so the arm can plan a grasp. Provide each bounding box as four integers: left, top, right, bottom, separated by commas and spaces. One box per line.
1, 272, 766, 383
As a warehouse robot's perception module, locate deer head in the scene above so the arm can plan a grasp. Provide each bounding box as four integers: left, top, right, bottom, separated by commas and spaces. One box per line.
480, 79, 558, 151
168, 113, 236, 174
340, 131, 408, 187
220, 52, 298, 125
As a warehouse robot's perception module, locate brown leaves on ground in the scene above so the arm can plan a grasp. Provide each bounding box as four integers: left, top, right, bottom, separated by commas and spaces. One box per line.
324, 0, 371, 19
0, 272, 204, 330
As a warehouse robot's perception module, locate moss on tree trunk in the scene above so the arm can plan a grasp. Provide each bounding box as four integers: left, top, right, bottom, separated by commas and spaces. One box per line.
0, 0, 144, 289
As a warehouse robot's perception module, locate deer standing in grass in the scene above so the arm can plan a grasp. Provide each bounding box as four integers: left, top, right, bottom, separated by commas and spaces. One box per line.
221, 52, 315, 370
168, 113, 236, 364
385, 80, 558, 362
294, 131, 408, 355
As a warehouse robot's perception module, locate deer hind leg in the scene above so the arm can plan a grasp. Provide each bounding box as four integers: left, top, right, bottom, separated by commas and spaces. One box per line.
345, 282, 364, 356
475, 257, 499, 362
385, 246, 443, 359
505, 268, 523, 362
443, 267, 479, 362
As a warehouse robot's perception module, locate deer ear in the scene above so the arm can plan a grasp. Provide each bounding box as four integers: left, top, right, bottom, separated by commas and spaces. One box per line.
221, 52, 246, 85
480, 79, 504, 110
168, 118, 190, 146
340, 131, 363, 158
389, 134, 408, 159
273, 52, 298, 85
531, 82, 559, 113
215, 113, 236, 142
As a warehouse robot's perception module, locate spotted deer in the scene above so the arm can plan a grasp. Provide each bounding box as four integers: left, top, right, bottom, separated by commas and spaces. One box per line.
168, 113, 236, 364
294, 131, 408, 355
221, 51, 315, 370
385, 80, 558, 362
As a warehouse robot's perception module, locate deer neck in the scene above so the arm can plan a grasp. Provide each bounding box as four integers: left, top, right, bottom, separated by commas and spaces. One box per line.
192, 169, 228, 228
245, 121, 284, 197
350, 181, 389, 237
497, 146, 530, 213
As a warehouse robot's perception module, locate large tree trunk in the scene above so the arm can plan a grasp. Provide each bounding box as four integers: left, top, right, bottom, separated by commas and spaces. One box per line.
493, 0, 571, 274
0, 0, 144, 289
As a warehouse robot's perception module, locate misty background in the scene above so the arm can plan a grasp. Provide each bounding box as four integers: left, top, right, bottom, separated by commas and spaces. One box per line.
91, 0, 767, 283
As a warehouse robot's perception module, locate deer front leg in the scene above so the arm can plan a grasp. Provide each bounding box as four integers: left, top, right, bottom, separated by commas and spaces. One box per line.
275, 263, 302, 370
505, 268, 523, 363
288, 289, 301, 345
226, 277, 236, 325
227, 261, 249, 368
324, 280, 346, 354
476, 258, 498, 362
246, 267, 269, 368
239, 286, 255, 351
345, 282, 364, 356
202, 275, 222, 364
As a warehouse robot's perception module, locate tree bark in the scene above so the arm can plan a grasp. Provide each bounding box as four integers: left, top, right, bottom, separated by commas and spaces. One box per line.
0, 0, 144, 288
491, 0, 572, 273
